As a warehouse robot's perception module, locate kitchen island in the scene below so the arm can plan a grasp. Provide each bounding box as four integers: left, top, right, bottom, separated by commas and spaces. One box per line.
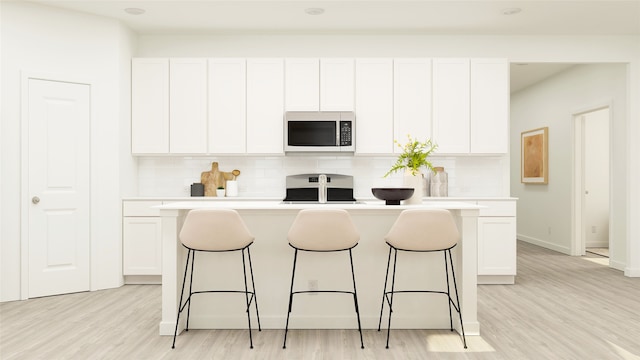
157, 201, 481, 337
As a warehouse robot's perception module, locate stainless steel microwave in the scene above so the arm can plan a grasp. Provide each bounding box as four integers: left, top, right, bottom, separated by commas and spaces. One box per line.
284, 111, 355, 153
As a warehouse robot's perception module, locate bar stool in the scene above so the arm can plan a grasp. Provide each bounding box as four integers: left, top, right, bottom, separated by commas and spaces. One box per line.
282, 208, 364, 349
378, 208, 467, 349
171, 209, 261, 349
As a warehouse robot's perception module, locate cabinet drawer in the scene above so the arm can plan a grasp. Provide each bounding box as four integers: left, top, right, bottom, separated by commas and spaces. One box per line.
477, 201, 516, 217
123, 201, 162, 217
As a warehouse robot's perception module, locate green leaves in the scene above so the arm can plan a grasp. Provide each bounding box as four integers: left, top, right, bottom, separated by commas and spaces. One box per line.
383, 135, 438, 178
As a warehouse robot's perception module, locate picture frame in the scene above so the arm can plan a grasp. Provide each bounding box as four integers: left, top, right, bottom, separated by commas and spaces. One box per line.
521, 127, 548, 184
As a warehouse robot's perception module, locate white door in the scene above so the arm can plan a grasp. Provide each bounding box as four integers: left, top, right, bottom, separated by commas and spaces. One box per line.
583, 108, 610, 249
28, 78, 91, 298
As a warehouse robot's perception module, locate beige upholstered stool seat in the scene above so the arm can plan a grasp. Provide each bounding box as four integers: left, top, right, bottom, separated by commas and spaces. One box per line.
180, 208, 254, 251
384, 208, 460, 251
172, 208, 260, 349
378, 208, 467, 349
283, 208, 364, 349
287, 208, 359, 251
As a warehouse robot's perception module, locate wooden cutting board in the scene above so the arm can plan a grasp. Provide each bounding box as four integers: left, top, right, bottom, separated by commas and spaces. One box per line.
200, 162, 240, 196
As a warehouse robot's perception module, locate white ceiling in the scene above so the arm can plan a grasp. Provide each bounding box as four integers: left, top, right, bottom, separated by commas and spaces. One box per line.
19, 0, 640, 91
23, 0, 640, 35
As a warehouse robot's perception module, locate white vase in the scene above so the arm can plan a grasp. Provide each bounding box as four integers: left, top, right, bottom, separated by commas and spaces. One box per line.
225, 180, 238, 197
403, 169, 424, 205
430, 167, 448, 197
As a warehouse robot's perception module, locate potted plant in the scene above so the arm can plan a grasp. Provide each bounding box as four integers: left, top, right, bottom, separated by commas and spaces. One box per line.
216, 186, 225, 197
384, 135, 438, 177
384, 135, 438, 204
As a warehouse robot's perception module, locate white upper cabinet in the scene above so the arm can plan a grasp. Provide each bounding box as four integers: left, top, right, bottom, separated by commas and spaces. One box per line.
131, 57, 509, 156
432, 58, 470, 154
169, 58, 208, 154
246, 58, 285, 154
470, 58, 509, 154
131, 58, 169, 154
320, 58, 354, 111
355, 58, 394, 154
393, 58, 432, 153
208, 58, 247, 154
285, 58, 319, 111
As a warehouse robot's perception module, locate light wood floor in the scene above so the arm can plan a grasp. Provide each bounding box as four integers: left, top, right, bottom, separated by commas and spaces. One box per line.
1, 241, 639, 359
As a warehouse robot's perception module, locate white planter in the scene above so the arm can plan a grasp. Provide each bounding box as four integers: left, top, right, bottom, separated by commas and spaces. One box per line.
403, 170, 424, 205
216, 189, 225, 197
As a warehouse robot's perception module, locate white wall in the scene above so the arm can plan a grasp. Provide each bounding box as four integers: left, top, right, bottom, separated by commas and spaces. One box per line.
510, 64, 627, 271
0, 2, 137, 301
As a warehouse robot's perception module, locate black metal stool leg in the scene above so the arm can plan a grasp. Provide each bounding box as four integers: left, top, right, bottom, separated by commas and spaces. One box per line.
241, 248, 254, 349
185, 250, 195, 331
385, 248, 398, 349
448, 249, 467, 349
349, 249, 365, 349
444, 250, 454, 331
246, 247, 261, 331
378, 246, 393, 331
282, 249, 298, 349
172, 249, 192, 349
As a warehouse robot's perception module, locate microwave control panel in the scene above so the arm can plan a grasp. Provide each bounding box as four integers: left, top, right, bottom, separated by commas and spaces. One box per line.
340, 121, 352, 146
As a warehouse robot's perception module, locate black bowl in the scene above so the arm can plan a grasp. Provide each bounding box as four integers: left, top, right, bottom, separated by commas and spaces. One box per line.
371, 187, 415, 205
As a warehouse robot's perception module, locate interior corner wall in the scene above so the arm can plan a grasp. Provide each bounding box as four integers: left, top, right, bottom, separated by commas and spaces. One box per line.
510, 64, 628, 270
0, 2, 134, 301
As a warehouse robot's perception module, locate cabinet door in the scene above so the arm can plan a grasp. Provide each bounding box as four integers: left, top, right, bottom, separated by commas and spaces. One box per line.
432, 58, 470, 154
470, 58, 509, 154
208, 58, 247, 154
285, 58, 319, 111
393, 58, 432, 153
320, 58, 354, 111
123, 217, 162, 275
247, 58, 285, 154
355, 58, 394, 154
477, 217, 517, 275
169, 59, 208, 154
131, 58, 169, 154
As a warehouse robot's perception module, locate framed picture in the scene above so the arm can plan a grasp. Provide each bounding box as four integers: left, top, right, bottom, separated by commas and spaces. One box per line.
521, 127, 548, 184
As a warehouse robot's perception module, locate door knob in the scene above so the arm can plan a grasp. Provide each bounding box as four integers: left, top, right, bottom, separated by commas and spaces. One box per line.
32, 196, 40, 204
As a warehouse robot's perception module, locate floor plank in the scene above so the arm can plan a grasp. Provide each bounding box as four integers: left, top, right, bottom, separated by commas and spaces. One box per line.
1, 241, 639, 359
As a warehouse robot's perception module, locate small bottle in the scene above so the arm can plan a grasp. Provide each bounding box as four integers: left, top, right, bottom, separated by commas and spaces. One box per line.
430, 167, 448, 197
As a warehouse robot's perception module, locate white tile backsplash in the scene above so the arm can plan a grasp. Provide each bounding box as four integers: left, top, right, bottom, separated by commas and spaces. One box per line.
137, 155, 509, 198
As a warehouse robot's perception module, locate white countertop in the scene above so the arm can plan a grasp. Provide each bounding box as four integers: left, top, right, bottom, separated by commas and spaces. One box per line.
125, 196, 516, 202
155, 200, 483, 211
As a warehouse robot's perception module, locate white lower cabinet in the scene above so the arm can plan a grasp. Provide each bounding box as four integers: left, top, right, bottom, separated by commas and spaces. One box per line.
123, 201, 162, 282
476, 200, 517, 284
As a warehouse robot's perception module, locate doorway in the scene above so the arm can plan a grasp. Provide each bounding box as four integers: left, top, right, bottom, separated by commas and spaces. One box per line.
572, 107, 611, 262
22, 77, 91, 298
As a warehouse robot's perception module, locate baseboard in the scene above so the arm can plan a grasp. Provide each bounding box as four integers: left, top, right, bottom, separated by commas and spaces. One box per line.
124, 275, 161, 285
608, 259, 626, 272
624, 267, 640, 277
586, 241, 609, 248
478, 275, 515, 285
517, 235, 571, 254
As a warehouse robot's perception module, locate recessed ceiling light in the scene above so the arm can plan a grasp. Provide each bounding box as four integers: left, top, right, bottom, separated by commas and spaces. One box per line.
124, 8, 145, 15
501, 7, 522, 15
305, 8, 325, 15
